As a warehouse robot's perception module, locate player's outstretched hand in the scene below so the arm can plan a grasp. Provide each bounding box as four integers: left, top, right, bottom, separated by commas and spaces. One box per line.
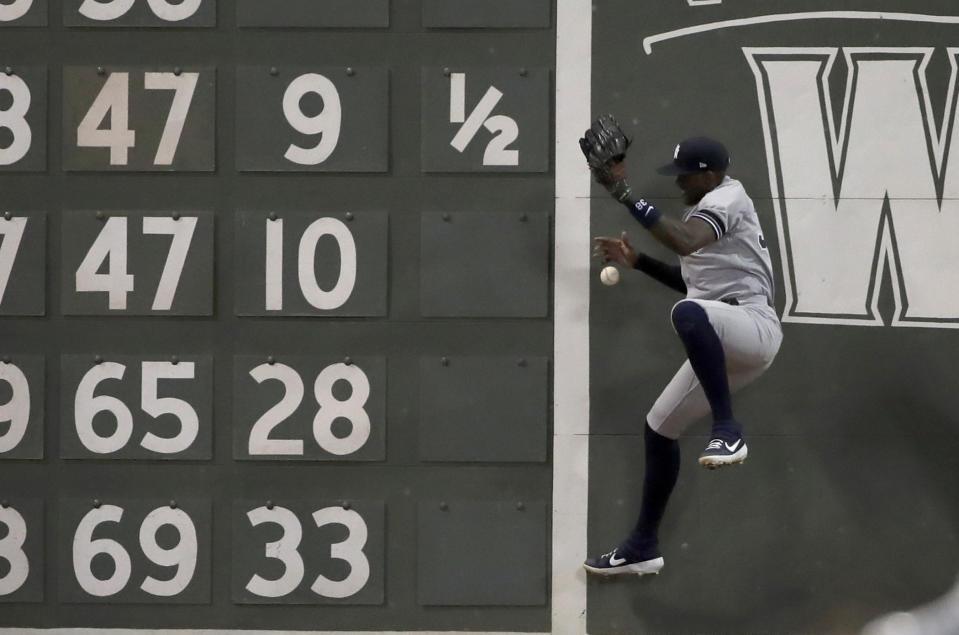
593, 231, 639, 269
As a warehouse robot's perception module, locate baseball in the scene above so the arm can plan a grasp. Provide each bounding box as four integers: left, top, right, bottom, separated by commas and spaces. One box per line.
600, 265, 620, 286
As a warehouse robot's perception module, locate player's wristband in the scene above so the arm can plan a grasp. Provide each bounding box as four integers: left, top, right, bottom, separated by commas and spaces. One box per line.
626, 197, 661, 229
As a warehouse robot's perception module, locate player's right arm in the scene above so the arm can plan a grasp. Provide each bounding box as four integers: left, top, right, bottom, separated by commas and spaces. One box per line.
593, 232, 687, 294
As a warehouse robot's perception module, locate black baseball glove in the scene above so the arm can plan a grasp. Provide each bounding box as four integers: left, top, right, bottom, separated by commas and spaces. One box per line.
579, 114, 632, 201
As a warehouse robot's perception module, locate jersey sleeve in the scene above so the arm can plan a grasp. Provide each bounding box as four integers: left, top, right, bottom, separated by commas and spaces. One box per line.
688, 186, 739, 241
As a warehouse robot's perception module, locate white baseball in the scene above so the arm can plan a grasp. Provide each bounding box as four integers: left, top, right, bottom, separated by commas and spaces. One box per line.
600, 265, 620, 286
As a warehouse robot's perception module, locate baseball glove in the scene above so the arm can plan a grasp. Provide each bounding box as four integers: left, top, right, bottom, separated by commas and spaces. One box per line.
579, 114, 631, 182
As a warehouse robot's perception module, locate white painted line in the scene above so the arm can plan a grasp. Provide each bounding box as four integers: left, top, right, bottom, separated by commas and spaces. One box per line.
554, 0, 592, 633
0, 631, 545, 635
644, 12, 959, 55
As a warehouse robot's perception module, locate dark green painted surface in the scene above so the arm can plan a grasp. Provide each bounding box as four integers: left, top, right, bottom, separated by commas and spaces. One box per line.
589, 1, 959, 633
0, 0, 555, 630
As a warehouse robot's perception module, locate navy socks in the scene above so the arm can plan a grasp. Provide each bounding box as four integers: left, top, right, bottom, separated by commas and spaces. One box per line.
621, 423, 680, 560
670, 300, 741, 442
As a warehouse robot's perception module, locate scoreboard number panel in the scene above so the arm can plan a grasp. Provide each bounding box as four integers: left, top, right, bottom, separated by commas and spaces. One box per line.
58, 498, 211, 603
234, 210, 387, 316
61, 210, 213, 315
60, 355, 213, 460
62, 67, 215, 171
0, 356, 44, 459
0, 66, 47, 171
231, 500, 384, 604
0, 212, 45, 316
233, 355, 386, 461
421, 67, 549, 172
237, 0, 389, 28
0, 1, 47, 27
235, 66, 388, 172
64, 0, 215, 27
0, 499, 43, 602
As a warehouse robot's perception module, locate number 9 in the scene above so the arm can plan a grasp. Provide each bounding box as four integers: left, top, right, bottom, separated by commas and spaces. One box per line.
282, 74, 342, 166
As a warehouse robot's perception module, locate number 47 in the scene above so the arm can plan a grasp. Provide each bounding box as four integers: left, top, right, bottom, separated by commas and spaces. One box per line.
76, 216, 197, 311
77, 72, 198, 166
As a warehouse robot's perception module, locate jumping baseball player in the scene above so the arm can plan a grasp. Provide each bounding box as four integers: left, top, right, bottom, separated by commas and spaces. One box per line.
579, 116, 783, 576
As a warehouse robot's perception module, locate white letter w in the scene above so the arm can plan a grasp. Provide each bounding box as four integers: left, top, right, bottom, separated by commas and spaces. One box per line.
746, 47, 959, 328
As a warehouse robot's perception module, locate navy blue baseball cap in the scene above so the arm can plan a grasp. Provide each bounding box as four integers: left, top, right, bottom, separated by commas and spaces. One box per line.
656, 137, 729, 175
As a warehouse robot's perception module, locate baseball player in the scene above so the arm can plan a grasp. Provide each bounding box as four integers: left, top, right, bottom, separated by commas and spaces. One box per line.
579, 116, 783, 576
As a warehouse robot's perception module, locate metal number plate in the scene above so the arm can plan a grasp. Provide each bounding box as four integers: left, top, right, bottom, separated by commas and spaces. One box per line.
62, 66, 215, 171
235, 66, 389, 172
60, 354, 213, 460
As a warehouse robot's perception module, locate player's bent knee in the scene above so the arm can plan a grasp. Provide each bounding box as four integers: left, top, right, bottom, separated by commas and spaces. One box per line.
670, 300, 710, 337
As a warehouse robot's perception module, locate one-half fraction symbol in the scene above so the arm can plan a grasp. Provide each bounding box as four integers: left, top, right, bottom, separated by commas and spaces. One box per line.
448, 73, 519, 166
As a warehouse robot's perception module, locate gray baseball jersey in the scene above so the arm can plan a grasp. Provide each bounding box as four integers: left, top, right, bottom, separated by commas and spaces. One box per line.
680, 176, 774, 306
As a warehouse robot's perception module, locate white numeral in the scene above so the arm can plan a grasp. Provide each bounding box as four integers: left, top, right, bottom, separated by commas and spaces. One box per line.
145, 0, 201, 21
73, 505, 131, 597
0, 363, 30, 454
144, 72, 198, 165
448, 73, 520, 167
245, 506, 303, 598
139, 362, 198, 454
79, 0, 201, 21
138, 507, 197, 596
142, 216, 197, 310
311, 507, 370, 598
74, 361, 200, 454
248, 363, 304, 456
247, 362, 372, 457
0, 0, 33, 22
76, 215, 199, 311
77, 72, 201, 166
313, 363, 370, 456
77, 72, 135, 166
73, 505, 199, 598
264, 217, 357, 311
246, 506, 370, 599
0, 506, 29, 596
76, 216, 134, 310
0, 73, 32, 166
283, 74, 342, 166
75, 362, 133, 454
0, 217, 27, 306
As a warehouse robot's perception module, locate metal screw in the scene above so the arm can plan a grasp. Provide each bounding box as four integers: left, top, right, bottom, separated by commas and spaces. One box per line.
341, 500, 351, 510
441, 357, 449, 367
345, 67, 355, 77
443, 67, 451, 77
442, 213, 451, 222
92, 499, 101, 508
2, 357, 9, 364
171, 355, 179, 365
516, 501, 525, 511
439, 501, 448, 511
97, 66, 105, 76
3, 67, 11, 76
269, 67, 278, 76
169, 500, 178, 509
518, 358, 527, 367
2, 212, 10, 221
520, 213, 529, 222
94, 355, 103, 365
267, 355, 275, 365
519, 68, 528, 77
0, 500, 8, 508
95, 211, 105, 221
266, 501, 274, 510
344, 212, 354, 222
268, 212, 278, 221
173, 67, 182, 76
343, 356, 352, 366
172, 212, 180, 221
